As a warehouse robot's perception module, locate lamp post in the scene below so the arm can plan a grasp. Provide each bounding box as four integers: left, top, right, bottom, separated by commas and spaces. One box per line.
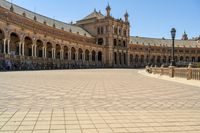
147, 45, 151, 66
170, 28, 176, 66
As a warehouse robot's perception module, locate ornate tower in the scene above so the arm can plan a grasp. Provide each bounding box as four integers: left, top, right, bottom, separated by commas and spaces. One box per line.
124, 11, 129, 22
106, 3, 111, 17
181, 31, 188, 40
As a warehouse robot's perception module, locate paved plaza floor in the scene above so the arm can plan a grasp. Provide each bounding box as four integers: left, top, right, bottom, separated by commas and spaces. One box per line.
0, 69, 200, 133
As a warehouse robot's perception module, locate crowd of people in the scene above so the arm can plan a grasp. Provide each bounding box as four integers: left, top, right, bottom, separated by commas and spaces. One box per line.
0, 58, 105, 71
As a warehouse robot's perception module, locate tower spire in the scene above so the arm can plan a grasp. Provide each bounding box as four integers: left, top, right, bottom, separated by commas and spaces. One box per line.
124, 10, 129, 22
106, 3, 111, 17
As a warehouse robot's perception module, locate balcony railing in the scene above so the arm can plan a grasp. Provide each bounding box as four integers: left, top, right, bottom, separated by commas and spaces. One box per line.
146, 65, 200, 81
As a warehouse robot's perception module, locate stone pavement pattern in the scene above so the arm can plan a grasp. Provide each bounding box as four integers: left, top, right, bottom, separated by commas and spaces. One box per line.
0, 69, 200, 133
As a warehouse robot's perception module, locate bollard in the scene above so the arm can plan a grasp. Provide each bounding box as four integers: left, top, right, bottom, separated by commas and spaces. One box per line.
187, 63, 192, 80
169, 65, 175, 78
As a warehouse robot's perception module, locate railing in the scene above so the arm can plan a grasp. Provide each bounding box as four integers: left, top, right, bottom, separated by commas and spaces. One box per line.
191, 68, 200, 80
146, 65, 200, 81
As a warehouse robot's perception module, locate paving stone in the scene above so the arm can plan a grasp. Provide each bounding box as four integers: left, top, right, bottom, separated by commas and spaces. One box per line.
0, 69, 200, 133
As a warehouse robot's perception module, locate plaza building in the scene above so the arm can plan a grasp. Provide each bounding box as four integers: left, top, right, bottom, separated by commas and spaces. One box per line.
0, 0, 200, 70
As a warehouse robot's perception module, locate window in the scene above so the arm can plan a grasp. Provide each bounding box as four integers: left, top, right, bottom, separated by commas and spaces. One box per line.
118, 40, 121, 46
123, 41, 126, 47
113, 39, 117, 46
97, 27, 100, 34
114, 27, 118, 34
123, 30, 126, 36
101, 27, 104, 34
119, 28, 121, 35
98, 38, 104, 45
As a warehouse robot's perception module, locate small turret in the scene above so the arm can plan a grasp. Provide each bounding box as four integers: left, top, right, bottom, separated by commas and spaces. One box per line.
106, 3, 111, 17
181, 31, 188, 40
124, 10, 129, 22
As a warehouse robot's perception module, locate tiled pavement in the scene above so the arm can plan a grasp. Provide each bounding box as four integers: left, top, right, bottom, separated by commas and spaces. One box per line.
0, 69, 200, 133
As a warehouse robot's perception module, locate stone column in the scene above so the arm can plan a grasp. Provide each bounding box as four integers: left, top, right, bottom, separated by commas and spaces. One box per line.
68, 51, 71, 60
32, 44, 34, 57
117, 52, 119, 65
60, 50, 63, 60
89, 53, 92, 62
3, 39, 6, 54
44, 47, 47, 58
18, 42, 21, 55
122, 53, 124, 65
127, 52, 130, 66
42, 47, 44, 58
82, 53, 85, 62
34, 45, 37, 57
22, 42, 25, 56
52, 48, 55, 59
7, 39, 10, 54
75, 52, 78, 61
95, 53, 98, 63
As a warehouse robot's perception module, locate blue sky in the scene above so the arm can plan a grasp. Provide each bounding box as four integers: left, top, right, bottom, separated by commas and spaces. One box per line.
9, 0, 200, 39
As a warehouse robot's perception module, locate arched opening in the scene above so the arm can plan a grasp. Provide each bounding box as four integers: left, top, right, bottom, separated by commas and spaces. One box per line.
24, 36, 32, 57
92, 50, 96, 61
124, 53, 127, 65
98, 51, 102, 62
97, 38, 103, 45
186, 56, 189, 62
163, 56, 166, 63
130, 54, 133, 64
56, 44, 61, 59
114, 52, 117, 64
78, 48, 83, 60
36, 40, 43, 58
123, 41, 126, 47
157, 56, 161, 64
85, 49, 90, 61
151, 56, 155, 64
192, 57, 196, 62
198, 57, 200, 62
174, 56, 178, 62
119, 53, 122, 64
10, 32, 20, 55
71, 47, 76, 60
0, 29, 5, 53
46, 42, 52, 58
135, 55, 139, 63
180, 56, 184, 62
140, 55, 144, 63
63, 46, 68, 60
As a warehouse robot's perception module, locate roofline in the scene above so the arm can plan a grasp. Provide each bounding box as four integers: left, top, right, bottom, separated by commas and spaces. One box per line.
1, 0, 93, 37
131, 36, 197, 42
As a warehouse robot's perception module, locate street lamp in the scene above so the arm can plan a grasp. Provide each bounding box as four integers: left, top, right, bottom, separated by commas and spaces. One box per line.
170, 28, 176, 66
147, 44, 151, 66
